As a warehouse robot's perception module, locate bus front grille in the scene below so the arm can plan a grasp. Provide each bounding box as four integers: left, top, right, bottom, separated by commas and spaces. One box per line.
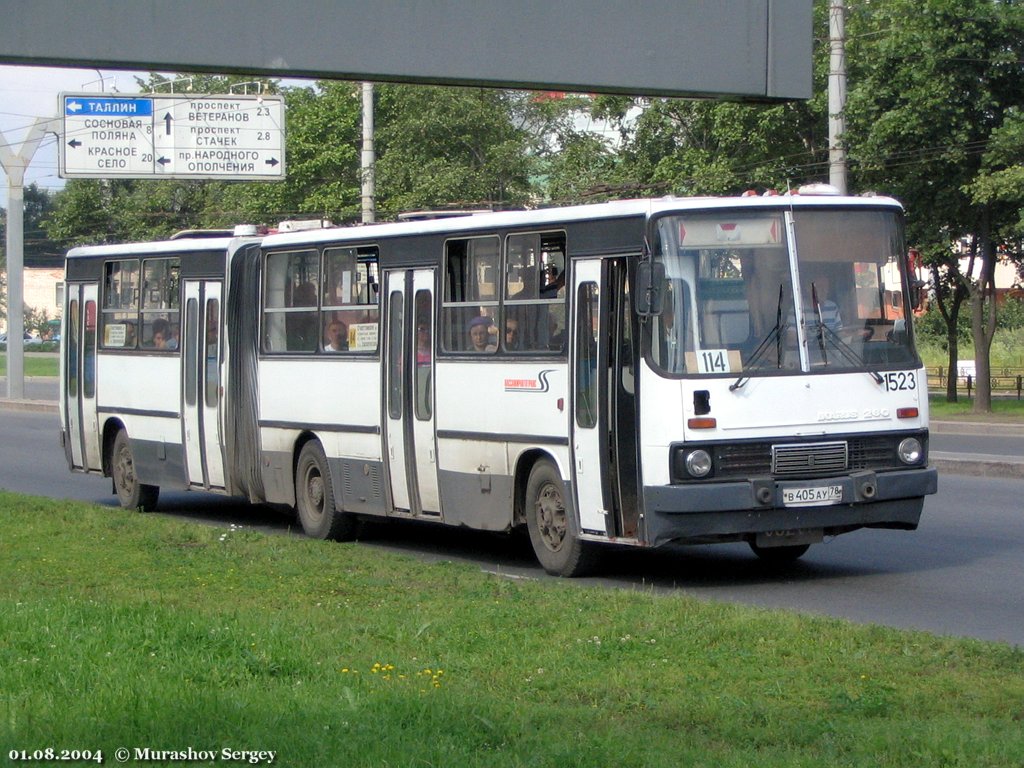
703, 434, 918, 480
771, 441, 848, 476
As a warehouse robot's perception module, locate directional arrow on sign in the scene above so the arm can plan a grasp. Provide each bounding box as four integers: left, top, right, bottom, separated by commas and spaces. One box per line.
163, 113, 173, 135
265, 158, 279, 167
66, 100, 83, 113
67, 139, 82, 148
157, 157, 171, 166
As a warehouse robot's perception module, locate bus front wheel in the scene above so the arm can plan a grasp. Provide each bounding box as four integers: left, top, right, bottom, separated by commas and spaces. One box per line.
111, 430, 159, 511
295, 442, 358, 541
525, 459, 596, 577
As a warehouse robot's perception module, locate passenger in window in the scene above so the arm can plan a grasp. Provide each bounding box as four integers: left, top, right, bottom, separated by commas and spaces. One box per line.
416, 322, 431, 364
151, 318, 170, 350
504, 318, 521, 351
468, 315, 496, 352
324, 320, 347, 352
540, 264, 566, 299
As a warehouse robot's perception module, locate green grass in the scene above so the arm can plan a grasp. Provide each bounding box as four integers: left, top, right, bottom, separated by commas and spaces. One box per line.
1, 492, 1022, 767
0, 352, 59, 378
929, 394, 1024, 421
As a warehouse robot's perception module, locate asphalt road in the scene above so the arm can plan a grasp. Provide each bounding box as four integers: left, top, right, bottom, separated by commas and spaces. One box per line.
1, 407, 1022, 647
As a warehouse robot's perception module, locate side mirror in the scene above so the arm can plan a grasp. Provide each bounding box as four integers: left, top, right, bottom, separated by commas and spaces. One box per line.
634, 261, 666, 316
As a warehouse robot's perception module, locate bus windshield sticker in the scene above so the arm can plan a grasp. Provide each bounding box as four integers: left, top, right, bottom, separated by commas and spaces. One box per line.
689, 349, 739, 375
348, 323, 379, 351
105, 323, 127, 347
678, 216, 782, 248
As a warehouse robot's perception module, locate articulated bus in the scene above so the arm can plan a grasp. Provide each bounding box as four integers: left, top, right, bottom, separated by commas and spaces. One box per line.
59, 192, 938, 576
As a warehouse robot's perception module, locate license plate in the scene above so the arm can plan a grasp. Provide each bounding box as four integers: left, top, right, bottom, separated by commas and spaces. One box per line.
782, 485, 843, 507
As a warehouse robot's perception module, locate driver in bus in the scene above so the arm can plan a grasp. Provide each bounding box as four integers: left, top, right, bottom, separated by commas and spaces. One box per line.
805, 275, 843, 334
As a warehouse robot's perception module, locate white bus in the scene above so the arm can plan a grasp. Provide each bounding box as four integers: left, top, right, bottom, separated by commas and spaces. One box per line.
60, 193, 938, 576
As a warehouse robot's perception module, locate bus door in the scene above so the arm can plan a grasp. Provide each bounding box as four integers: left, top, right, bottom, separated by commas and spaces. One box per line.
383, 269, 441, 516
570, 258, 638, 539
63, 283, 101, 471
182, 280, 225, 489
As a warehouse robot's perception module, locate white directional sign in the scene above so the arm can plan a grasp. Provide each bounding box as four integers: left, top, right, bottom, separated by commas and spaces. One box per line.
60, 93, 285, 180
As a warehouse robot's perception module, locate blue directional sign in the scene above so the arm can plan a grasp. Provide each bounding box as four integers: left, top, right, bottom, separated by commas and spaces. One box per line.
64, 96, 154, 117
60, 92, 284, 180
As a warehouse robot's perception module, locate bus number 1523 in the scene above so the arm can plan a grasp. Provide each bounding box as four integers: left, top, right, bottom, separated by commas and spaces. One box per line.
883, 372, 916, 392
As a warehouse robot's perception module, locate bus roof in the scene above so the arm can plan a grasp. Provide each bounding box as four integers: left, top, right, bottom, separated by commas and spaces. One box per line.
260, 194, 902, 250
62, 194, 902, 258
65, 234, 257, 260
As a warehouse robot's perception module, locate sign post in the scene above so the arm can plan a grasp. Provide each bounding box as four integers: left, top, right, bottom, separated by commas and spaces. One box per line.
60, 93, 285, 180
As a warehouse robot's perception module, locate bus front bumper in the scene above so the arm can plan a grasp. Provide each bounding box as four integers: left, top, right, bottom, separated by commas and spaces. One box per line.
642, 466, 938, 548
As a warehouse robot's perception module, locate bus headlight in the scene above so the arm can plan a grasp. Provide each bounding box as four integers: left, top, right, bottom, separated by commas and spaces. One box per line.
897, 437, 923, 465
684, 449, 713, 478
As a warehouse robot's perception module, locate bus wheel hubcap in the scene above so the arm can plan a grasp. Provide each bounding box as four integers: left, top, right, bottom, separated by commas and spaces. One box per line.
306, 471, 324, 514
536, 483, 566, 551
116, 447, 134, 491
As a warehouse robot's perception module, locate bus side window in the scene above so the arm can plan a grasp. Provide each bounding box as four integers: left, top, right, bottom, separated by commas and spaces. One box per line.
102, 259, 141, 349
504, 232, 566, 353
140, 258, 180, 351
322, 246, 381, 353
263, 249, 318, 353
442, 236, 499, 353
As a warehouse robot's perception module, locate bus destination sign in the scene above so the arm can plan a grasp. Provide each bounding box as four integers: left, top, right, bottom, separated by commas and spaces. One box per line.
60, 93, 285, 180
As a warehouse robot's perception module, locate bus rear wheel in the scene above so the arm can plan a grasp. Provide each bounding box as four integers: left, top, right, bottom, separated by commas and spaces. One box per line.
525, 459, 597, 577
295, 441, 358, 541
111, 430, 159, 511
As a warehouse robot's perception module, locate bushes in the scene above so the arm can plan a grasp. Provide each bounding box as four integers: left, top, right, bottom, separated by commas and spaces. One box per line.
914, 297, 1024, 367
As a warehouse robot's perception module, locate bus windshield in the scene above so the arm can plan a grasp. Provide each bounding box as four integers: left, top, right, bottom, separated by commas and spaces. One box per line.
650, 208, 917, 377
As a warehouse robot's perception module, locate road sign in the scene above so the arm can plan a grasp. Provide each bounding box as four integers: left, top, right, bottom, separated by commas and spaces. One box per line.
60, 93, 285, 180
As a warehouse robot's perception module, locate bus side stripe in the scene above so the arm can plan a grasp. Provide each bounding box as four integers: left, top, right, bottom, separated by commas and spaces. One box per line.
436, 430, 569, 446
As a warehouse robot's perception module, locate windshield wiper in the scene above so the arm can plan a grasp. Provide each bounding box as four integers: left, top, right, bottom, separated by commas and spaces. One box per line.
817, 323, 884, 384
730, 283, 786, 391
810, 283, 828, 365
807, 282, 882, 384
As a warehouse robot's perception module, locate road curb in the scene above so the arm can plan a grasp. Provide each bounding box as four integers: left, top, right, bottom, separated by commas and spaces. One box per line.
0, 399, 58, 414
930, 452, 1024, 480
930, 420, 1024, 437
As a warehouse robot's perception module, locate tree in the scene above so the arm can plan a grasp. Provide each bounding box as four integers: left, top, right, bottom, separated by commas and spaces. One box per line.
373, 85, 536, 215
844, 0, 1024, 411
581, 0, 831, 200
22, 183, 63, 266
222, 80, 362, 224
